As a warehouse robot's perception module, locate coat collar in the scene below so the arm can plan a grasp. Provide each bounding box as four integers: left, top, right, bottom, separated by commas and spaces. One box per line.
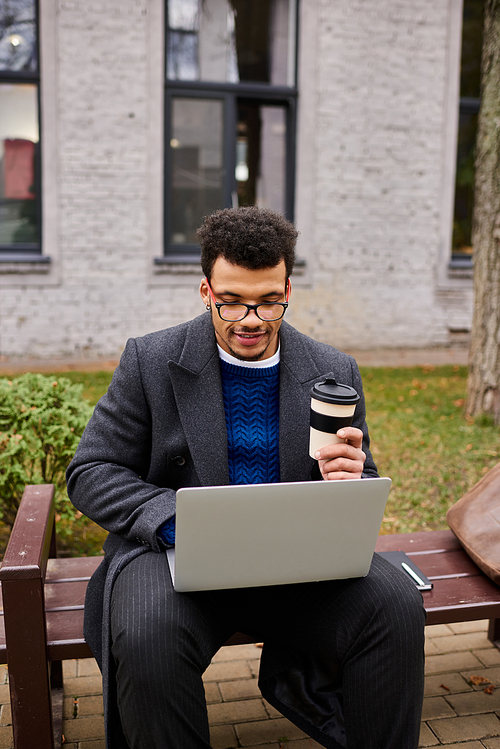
168, 314, 322, 485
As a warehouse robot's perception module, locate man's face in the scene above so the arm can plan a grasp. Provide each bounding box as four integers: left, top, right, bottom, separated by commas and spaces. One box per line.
199, 257, 289, 361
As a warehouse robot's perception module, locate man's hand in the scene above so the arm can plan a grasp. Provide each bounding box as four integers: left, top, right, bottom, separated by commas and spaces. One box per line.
315, 427, 366, 480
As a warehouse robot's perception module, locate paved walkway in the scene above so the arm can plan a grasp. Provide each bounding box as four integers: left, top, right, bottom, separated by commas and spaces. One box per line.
1, 619, 500, 748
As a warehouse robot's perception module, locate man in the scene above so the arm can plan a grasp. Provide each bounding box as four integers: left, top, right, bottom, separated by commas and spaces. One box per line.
67, 206, 425, 749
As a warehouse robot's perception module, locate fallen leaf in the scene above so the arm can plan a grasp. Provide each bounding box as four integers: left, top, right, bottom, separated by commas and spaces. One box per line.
484, 684, 495, 694
439, 684, 450, 691
470, 675, 490, 685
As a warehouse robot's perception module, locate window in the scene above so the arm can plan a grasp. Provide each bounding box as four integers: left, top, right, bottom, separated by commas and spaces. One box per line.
452, 0, 483, 262
162, 0, 297, 259
0, 0, 41, 256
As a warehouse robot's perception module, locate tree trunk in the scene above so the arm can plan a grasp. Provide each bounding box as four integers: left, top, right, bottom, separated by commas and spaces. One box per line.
466, 0, 500, 425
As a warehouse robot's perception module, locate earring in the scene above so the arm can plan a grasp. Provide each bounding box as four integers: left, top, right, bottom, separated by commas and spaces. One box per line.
206, 304, 210, 310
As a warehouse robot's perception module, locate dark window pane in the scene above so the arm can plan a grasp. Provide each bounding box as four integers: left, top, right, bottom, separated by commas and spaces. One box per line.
170, 97, 224, 245
166, 0, 294, 85
0, 82, 39, 245
452, 0, 484, 256
460, 0, 484, 99
0, 0, 37, 73
236, 101, 286, 214
452, 109, 478, 255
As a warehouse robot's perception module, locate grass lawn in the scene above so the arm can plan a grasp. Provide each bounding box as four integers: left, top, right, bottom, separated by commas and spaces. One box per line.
1, 363, 499, 555
360, 364, 500, 534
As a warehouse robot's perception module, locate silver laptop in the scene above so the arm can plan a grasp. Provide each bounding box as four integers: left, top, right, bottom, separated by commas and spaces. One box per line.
166, 477, 391, 592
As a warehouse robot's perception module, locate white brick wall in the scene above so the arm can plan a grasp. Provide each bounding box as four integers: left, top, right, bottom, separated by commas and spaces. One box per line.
291, 0, 473, 350
0, 0, 473, 360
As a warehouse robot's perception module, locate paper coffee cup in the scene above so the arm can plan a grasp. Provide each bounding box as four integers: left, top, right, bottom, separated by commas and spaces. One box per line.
309, 378, 360, 458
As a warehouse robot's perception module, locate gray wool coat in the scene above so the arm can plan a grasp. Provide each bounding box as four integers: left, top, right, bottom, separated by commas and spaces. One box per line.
66, 312, 378, 749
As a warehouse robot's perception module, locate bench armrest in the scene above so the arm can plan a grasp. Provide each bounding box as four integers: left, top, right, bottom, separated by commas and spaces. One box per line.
0, 485, 56, 582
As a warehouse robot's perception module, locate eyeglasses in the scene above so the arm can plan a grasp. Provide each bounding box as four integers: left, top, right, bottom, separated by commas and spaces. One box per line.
205, 279, 290, 322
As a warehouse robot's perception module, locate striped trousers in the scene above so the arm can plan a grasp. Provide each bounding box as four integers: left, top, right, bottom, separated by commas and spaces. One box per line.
110, 552, 426, 749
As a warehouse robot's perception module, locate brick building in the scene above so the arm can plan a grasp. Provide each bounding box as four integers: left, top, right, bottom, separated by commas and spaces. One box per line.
0, 0, 475, 361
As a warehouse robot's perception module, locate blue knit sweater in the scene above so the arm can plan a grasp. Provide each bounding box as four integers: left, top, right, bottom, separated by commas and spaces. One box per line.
220, 358, 280, 485
158, 357, 280, 545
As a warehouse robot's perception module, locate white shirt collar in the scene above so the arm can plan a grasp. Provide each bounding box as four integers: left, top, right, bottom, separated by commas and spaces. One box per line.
217, 344, 280, 369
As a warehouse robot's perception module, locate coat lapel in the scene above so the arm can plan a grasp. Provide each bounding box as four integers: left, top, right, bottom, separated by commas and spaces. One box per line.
167, 316, 329, 487
278, 322, 326, 482
168, 314, 230, 487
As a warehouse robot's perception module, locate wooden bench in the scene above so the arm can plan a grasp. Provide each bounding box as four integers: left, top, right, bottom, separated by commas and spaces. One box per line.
1, 485, 500, 749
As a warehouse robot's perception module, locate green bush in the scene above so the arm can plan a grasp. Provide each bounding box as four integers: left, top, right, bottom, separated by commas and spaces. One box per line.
0, 374, 93, 533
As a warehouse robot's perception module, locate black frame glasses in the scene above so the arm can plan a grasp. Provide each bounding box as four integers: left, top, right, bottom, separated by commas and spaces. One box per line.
205, 279, 289, 322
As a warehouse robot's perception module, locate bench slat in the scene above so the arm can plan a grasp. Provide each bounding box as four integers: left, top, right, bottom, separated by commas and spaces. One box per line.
407, 549, 484, 579
46, 610, 91, 661
375, 529, 462, 553
423, 575, 500, 624
46, 556, 103, 582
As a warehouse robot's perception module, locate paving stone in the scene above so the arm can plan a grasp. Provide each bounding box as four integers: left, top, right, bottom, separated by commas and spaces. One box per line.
209, 723, 238, 749
418, 722, 439, 747
62, 714, 105, 742
205, 681, 222, 704
0, 686, 9, 704
219, 678, 261, 702
64, 696, 77, 719
446, 689, 500, 715
424, 672, 472, 696
248, 659, 260, 678
236, 716, 307, 746
425, 624, 454, 637
462, 667, 500, 687
212, 645, 262, 662
243, 741, 322, 749
75, 741, 105, 748
263, 699, 282, 719
428, 712, 500, 743
207, 698, 267, 726
421, 696, 456, 720
203, 660, 253, 683
438, 743, 485, 749
478, 650, 500, 667
77, 695, 104, 717
448, 620, 490, 634
484, 738, 500, 748
63, 659, 77, 678
0, 725, 13, 749
425, 651, 482, 675
77, 658, 101, 677
432, 632, 492, 652
425, 640, 441, 656
63, 675, 103, 696
0, 705, 10, 727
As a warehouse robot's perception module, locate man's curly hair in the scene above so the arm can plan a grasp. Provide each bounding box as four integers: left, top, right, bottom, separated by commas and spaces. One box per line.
197, 206, 298, 281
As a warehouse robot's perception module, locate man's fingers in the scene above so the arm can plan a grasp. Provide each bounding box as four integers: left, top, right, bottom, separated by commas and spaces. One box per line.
336, 426, 363, 447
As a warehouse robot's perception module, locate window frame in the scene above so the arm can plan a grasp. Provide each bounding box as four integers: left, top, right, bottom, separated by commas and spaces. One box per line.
0, 0, 42, 258
160, 1, 299, 262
